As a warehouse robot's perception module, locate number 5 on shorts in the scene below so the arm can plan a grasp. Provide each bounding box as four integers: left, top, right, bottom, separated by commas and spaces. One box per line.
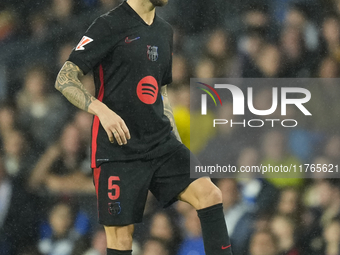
108, 176, 120, 200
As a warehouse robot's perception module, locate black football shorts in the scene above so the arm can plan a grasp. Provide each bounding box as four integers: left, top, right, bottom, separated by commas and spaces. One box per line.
92, 144, 199, 226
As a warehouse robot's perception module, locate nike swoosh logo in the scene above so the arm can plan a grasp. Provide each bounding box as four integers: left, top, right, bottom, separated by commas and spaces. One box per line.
221, 245, 231, 250
125, 36, 140, 43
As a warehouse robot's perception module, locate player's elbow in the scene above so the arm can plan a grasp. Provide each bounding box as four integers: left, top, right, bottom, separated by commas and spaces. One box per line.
55, 73, 63, 92
54, 80, 60, 91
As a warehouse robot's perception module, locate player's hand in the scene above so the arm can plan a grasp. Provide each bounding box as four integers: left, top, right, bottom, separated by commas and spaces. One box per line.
97, 107, 131, 145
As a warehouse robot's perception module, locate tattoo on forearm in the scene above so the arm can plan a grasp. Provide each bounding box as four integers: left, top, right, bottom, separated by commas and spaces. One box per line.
161, 86, 182, 142
55, 61, 96, 112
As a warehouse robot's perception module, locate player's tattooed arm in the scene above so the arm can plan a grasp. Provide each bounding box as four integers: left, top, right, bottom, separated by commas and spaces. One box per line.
55, 61, 131, 145
161, 85, 182, 143
55, 61, 97, 112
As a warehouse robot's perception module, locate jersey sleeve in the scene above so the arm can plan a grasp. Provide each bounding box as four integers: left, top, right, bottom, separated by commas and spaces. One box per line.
68, 17, 115, 75
162, 27, 173, 85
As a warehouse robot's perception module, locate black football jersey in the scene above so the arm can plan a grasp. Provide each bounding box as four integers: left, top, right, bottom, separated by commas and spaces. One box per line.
68, 1, 180, 167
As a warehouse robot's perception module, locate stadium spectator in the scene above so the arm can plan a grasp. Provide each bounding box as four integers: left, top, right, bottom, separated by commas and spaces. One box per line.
177, 207, 205, 255
318, 180, 340, 228
323, 219, 340, 255
38, 201, 88, 255
303, 157, 333, 207
323, 135, 340, 166
148, 211, 182, 254
48, 0, 75, 23
17, 65, 69, 151
321, 15, 340, 62
29, 123, 94, 194
194, 57, 216, 79
303, 179, 340, 254
279, 25, 311, 77
217, 178, 253, 255
0, 102, 18, 146
202, 29, 237, 77
238, 30, 264, 77
284, 3, 319, 52
0, 9, 16, 43
253, 213, 272, 233
2, 130, 36, 182
83, 228, 107, 255
237, 147, 279, 215
28, 13, 49, 42
171, 54, 190, 87
249, 230, 278, 255
242, 4, 270, 34
255, 44, 282, 78
270, 215, 300, 255
0, 156, 39, 255
276, 187, 303, 224
261, 129, 303, 187
142, 237, 169, 255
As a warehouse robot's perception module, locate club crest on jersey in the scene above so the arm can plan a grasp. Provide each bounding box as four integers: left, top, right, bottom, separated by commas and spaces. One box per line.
76, 36, 93, 51
108, 202, 121, 216
147, 45, 158, 61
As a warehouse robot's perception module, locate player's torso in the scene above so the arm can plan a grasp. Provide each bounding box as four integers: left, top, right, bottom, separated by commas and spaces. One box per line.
92, 6, 173, 154
93, 10, 172, 115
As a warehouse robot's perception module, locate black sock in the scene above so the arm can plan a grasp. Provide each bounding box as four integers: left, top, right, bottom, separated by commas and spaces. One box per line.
106, 248, 132, 255
197, 203, 233, 255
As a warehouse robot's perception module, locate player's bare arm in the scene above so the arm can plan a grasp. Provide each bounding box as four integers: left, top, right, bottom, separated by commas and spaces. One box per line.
55, 61, 95, 111
55, 61, 130, 145
161, 85, 182, 143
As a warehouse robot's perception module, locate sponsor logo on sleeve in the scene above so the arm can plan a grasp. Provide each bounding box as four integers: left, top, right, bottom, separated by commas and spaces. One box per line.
76, 36, 94, 51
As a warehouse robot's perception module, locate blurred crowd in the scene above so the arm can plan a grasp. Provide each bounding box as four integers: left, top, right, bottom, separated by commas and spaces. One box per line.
1, 0, 340, 254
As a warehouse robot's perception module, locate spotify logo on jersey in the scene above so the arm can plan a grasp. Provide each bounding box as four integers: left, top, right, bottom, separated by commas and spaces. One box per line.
136, 76, 158, 104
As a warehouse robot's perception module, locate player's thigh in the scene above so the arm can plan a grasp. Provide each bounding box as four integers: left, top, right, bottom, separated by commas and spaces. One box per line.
94, 161, 153, 226
178, 177, 222, 209
104, 224, 134, 250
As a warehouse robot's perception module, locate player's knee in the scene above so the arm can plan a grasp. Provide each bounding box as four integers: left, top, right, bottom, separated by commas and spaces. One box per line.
197, 185, 222, 209
105, 225, 134, 250
106, 233, 133, 249
115, 234, 133, 249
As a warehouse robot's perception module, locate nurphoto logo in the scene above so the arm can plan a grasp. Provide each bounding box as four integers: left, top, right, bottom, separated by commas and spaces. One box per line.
196, 81, 312, 128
